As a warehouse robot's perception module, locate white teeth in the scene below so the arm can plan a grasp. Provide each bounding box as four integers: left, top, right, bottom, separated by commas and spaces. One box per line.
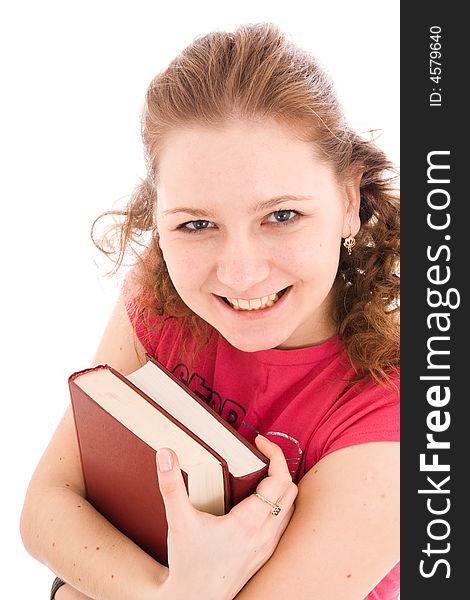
249, 298, 262, 309
225, 290, 283, 311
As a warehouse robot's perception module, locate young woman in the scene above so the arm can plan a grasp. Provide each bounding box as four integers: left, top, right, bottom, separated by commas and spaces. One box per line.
21, 23, 400, 600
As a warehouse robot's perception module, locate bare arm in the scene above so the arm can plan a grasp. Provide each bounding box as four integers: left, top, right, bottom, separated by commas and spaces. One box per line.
22, 293, 397, 599
234, 441, 400, 599
21, 295, 295, 600
49, 442, 399, 600
20, 296, 169, 600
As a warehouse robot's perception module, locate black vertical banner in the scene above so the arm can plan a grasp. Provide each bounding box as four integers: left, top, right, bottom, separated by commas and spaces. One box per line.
401, 3, 466, 598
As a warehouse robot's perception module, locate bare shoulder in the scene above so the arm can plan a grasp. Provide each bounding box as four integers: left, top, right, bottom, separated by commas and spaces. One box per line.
236, 441, 399, 599
297, 441, 400, 509
91, 292, 147, 374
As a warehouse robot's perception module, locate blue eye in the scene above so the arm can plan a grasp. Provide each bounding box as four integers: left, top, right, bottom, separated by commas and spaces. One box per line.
176, 209, 301, 234
266, 210, 301, 224
177, 220, 215, 233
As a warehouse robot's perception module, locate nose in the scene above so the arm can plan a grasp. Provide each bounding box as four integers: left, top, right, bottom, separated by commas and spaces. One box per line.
216, 232, 271, 294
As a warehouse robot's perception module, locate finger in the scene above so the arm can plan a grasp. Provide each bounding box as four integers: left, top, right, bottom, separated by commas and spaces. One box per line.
254, 435, 292, 480
156, 447, 193, 530
245, 435, 295, 520
273, 502, 296, 543
252, 479, 298, 519
231, 476, 298, 525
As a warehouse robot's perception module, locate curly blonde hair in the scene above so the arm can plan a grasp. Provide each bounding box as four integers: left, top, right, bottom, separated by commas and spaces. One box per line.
92, 22, 400, 382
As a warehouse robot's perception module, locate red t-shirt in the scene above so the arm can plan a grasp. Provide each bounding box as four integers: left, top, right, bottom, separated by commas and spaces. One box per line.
127, 304, 400, 599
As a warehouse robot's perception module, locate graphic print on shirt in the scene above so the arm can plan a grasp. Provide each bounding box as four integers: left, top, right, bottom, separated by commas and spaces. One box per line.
238, 420, 304, 480
172, 363, 304, 480
172, 363, 247, 427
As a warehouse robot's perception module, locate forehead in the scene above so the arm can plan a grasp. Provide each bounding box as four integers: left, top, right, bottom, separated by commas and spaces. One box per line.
156, 119, 337, 205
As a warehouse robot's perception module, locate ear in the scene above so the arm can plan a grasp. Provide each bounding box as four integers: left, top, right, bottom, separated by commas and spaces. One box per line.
341, 169, 362, 239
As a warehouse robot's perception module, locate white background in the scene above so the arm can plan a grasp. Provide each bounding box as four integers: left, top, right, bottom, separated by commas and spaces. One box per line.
1, 1, 399, 596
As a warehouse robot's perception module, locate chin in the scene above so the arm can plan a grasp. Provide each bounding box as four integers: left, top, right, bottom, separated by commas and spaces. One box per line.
227, 339, 269, 353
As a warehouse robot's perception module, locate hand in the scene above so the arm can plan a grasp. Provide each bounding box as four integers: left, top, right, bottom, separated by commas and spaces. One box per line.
156, 435, 298, 600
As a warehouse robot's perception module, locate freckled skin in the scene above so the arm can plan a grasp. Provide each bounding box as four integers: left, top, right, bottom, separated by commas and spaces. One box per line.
156, 118, 360, 353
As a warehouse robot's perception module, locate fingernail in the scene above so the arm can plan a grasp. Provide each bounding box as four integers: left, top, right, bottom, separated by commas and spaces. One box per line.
157, 449, 173, 472
256, 434, 268, 441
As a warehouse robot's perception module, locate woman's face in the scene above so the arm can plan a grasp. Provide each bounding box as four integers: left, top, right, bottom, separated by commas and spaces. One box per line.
156, 118, 360, 352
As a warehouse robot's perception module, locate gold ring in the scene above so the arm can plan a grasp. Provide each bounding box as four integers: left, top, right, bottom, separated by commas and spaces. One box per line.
254, 492, 282, 516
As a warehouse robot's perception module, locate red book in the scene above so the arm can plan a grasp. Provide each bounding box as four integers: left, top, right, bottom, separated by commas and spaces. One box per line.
69, 356, 268, 566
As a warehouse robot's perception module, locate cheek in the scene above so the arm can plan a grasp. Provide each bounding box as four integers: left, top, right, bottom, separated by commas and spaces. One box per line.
280, 233, 341, 280
159, 238, 211, 290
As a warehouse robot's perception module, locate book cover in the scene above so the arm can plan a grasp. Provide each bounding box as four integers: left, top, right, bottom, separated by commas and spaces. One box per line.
69, 360, 268, 566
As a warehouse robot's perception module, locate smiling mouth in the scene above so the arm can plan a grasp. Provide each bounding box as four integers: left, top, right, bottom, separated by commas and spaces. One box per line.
219, 286, 290, 311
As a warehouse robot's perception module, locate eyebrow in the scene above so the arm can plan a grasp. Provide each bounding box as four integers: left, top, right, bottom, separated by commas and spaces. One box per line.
162, 194, 316, 218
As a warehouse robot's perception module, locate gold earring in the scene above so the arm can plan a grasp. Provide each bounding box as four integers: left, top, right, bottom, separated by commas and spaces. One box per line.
343, 235, 356, 255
